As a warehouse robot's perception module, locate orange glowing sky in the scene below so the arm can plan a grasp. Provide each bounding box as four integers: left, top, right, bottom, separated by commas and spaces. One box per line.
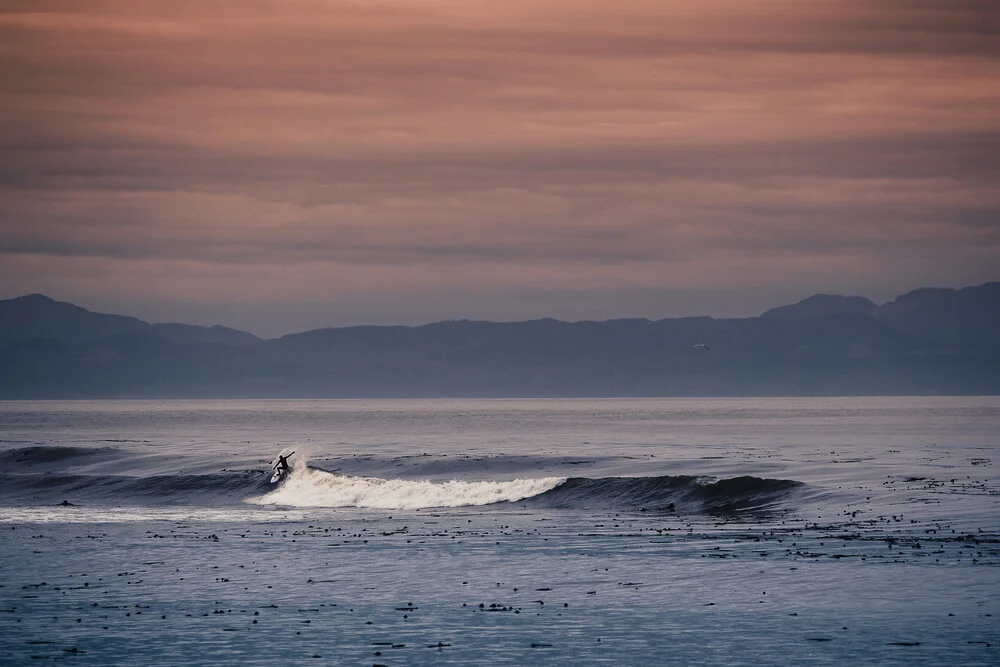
1, 1, 998, 335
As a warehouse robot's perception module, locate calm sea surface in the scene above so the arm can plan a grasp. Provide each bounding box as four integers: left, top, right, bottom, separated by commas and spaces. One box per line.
1, 397, 997, 665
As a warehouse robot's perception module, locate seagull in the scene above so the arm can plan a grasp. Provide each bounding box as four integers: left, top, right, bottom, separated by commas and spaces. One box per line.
693, 343, 711, 351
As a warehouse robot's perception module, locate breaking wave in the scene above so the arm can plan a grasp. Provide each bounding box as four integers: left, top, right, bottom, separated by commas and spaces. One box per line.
249, 466, 801, 514
251, 466, 565, 509
0, 446, 803, 515
523, 475, 803, 515
0, 470, 273, 506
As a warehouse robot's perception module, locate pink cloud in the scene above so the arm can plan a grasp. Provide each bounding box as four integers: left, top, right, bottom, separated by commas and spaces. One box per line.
1, 1, 997, 331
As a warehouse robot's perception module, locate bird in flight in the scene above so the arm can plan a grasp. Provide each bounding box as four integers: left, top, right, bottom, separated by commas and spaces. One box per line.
693, 343, 711, 351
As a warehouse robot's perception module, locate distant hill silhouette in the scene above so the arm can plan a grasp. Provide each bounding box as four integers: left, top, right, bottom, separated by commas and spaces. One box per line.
877, 282, 1000, 348
1, 284, 997, 397
0, 294, 148, 346
0, 294, 260, 348
761, 294, 877, 320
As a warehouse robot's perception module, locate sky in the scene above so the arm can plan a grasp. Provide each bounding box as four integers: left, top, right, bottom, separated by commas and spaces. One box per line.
1, 0, 998, 337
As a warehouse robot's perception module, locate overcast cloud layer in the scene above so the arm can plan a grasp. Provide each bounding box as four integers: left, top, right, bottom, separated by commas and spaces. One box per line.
1, 0, 998, 336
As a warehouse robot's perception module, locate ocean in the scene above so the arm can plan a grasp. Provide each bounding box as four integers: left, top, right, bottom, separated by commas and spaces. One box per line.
1, 397, 997, 665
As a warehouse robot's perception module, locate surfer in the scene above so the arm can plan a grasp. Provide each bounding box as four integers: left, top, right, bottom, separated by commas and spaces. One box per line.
275, 452, 294, 475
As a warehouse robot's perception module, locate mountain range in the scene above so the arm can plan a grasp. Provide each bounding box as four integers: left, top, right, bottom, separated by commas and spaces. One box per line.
1, 283, 998, 398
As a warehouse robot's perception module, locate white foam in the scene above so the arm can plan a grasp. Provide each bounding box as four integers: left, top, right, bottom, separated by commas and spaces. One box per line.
249, 466, 566, 510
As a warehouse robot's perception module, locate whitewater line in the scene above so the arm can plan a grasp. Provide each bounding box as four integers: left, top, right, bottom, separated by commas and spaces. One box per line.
249, 466, 567, 510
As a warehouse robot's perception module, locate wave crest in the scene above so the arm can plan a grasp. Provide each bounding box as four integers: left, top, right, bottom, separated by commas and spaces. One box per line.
528, 475, 803, 515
